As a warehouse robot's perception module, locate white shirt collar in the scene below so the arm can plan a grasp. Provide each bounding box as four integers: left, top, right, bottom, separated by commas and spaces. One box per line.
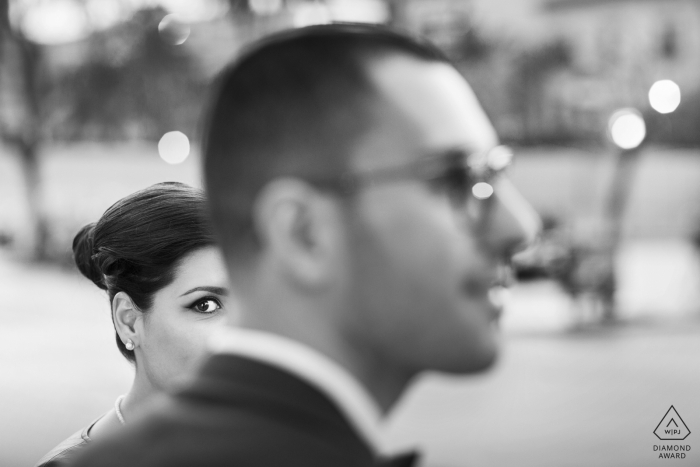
209, 327, 383, 452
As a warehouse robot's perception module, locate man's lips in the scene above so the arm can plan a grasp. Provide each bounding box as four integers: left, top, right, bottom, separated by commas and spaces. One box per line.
461, 265, 514, 318
461, 277, 493, 296
461, 265, 513, 296
487, 285, 511, 310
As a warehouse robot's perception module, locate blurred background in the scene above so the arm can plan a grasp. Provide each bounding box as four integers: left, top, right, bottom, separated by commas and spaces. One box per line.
1, 0, 699, 466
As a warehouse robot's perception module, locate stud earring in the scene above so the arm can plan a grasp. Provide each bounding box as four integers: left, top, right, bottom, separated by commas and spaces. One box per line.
125, 339, 135, 351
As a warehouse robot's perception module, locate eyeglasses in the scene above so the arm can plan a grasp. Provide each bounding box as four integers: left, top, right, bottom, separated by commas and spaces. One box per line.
311, 145, 514, 207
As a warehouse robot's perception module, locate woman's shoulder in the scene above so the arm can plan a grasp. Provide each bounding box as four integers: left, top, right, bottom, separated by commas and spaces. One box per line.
34, 415, 103, 467
34, 427, 88, 467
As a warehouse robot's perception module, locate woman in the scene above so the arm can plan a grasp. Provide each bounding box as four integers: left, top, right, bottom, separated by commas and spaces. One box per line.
36, 182, 232, 467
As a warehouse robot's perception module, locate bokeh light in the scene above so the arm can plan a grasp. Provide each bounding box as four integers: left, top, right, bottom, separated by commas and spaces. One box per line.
158, 131, 190, 164
158, 14, 190, 45
472, 182, 494, 200
648, 80, 681, 114
608, 108, 646, 150
19, 0, 90, 45
487, 145, 514, 171
327, 0, 390, 23
157, 0, 230, 22
85, 0, 126, 31
293, 2, 332, 27
249, 0, 283, 15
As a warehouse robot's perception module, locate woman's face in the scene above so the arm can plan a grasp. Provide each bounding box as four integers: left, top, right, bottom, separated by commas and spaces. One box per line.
133, 246, 233, 390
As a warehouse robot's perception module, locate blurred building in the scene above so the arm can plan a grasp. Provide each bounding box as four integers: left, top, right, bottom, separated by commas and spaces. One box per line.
541, 0, 700, 140
392, 0, 474, 50
6, 0, 700, 146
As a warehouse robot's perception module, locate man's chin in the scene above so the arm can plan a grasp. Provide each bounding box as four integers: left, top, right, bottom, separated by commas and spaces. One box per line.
423, 348, 500, 376
427, 342, 500, 376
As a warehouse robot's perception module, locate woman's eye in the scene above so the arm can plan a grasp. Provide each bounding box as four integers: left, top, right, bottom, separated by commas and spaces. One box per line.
192, 298, 221, 314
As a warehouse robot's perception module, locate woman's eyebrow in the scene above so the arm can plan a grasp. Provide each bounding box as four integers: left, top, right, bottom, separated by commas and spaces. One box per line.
179, 286, 229, 297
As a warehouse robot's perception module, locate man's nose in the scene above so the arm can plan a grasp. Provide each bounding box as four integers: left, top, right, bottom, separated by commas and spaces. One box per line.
479, 176, 541, 257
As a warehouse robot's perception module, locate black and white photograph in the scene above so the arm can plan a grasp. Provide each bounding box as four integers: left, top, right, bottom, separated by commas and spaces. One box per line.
1, 0, 698, 466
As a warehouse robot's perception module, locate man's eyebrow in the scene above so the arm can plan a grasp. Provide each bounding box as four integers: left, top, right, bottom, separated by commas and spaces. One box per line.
418, 147, 471, 165
422, 145, 472, 159
179, 286, 229, 297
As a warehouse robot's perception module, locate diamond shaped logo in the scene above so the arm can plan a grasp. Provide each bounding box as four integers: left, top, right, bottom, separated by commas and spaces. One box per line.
654, 406, 691, 440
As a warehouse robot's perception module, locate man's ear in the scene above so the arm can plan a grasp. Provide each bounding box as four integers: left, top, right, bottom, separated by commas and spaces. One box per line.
252, 178, 342, 287
112, 292, 143, 348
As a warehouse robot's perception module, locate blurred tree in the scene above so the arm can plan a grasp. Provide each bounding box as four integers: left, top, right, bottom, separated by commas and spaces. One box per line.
46, 7, 206, 141
0, 0, 49, 260
1, 2, 206, 261
511, 39, 572, 144
227, 0, 253, 16
384, 0, 404, 26
453, 24, 492, 62
225, 0, 289, 46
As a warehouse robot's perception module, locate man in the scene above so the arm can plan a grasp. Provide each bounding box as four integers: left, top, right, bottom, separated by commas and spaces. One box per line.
71, 24, 540, 467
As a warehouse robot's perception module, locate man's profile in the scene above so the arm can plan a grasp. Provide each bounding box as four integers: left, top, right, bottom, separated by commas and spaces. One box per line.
70, 23, 540, 467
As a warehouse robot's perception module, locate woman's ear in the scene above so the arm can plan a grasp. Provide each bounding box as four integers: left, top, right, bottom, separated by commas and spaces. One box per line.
112, 292, 143, 348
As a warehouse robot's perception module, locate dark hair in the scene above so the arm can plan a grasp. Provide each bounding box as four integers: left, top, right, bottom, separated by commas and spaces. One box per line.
203, 23, 447, 260
72, 182, 216, 362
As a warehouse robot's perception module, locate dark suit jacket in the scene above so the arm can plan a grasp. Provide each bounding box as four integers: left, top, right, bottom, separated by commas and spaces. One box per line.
69, 353, 380, 467
35, 417, 99, 467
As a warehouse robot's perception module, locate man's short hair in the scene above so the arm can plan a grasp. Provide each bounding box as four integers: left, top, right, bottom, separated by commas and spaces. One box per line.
203, 23, 447, 260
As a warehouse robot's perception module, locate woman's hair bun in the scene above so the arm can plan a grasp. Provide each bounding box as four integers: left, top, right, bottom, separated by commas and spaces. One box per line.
72, 222, 106, 290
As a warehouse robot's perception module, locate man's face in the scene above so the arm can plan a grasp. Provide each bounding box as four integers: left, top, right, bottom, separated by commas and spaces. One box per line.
339, 54, 538, 377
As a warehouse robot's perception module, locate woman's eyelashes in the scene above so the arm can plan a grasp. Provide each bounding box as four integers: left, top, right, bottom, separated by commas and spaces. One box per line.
188, 296, 223, 314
